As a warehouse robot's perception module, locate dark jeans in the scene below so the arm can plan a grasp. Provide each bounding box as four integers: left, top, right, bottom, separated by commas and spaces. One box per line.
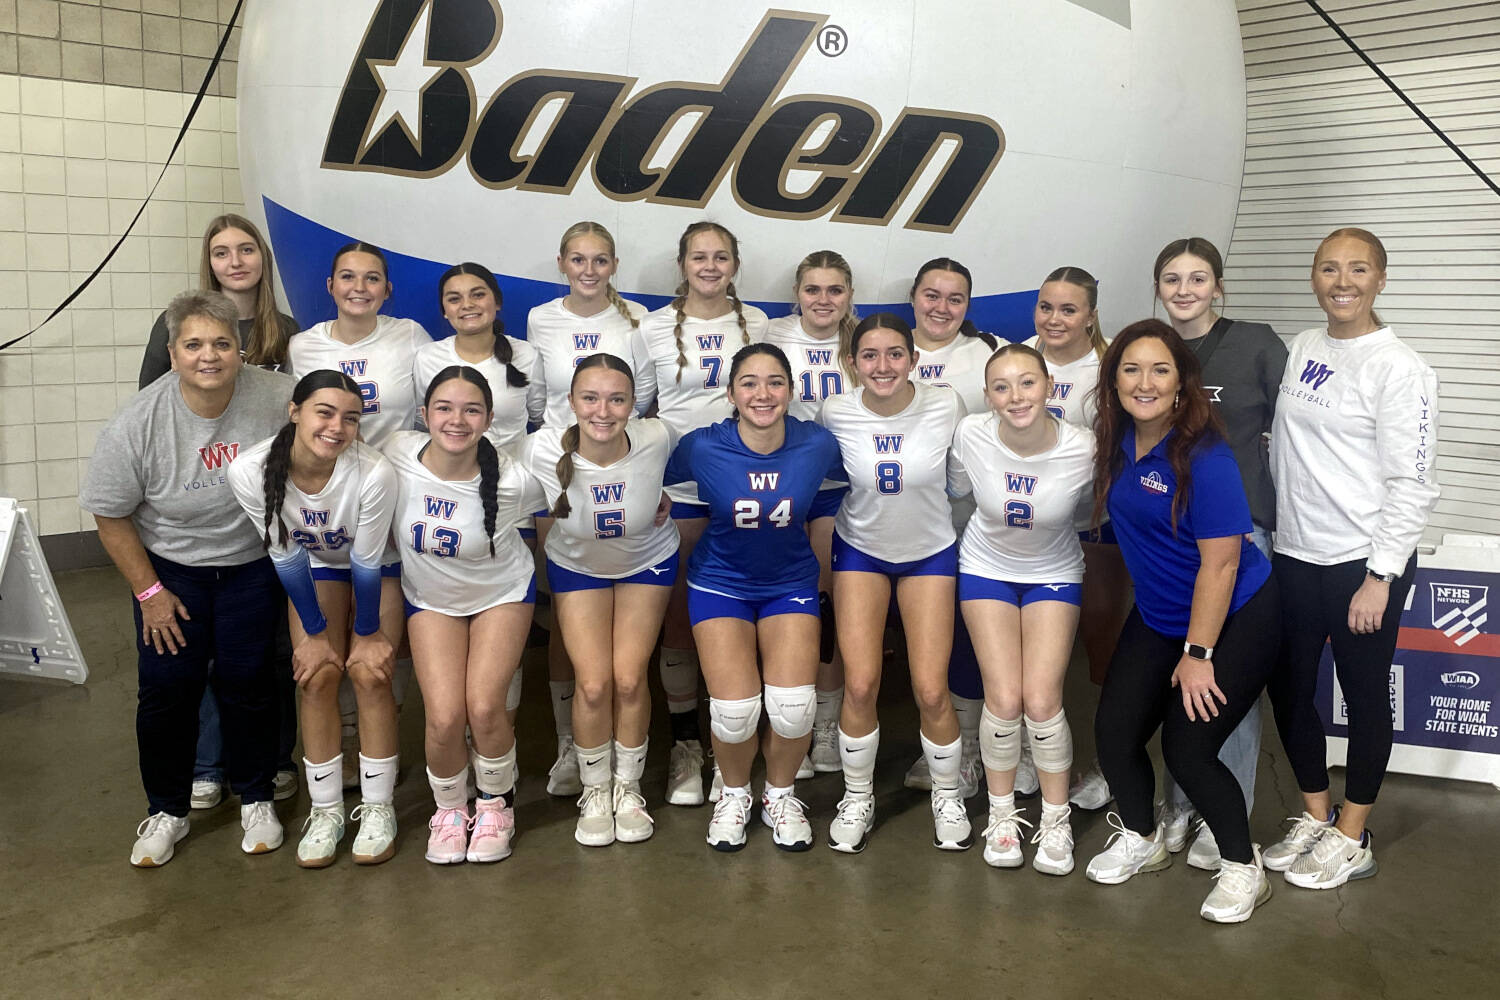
1095, 578, 1280, 865
1269, 553, 1416, 805
134, 552, 281, 816
194, 603, 297, 781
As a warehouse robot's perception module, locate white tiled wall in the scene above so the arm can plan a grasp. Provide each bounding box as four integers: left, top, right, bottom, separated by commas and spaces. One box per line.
0, 71, 242, 535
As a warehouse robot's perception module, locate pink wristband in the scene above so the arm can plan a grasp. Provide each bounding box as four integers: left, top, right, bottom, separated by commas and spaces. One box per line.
135, 581, 163, 602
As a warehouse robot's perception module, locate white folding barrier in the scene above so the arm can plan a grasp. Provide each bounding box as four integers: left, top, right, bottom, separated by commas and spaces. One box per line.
0, 498, 88, 684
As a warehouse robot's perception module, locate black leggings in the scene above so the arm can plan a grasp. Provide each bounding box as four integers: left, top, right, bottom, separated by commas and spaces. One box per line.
1268, 553, 1416, 806
1095, 579, 1279, 865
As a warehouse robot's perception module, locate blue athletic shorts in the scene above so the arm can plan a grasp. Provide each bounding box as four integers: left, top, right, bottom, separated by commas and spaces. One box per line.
958, 574, 1081, 607
403, 573, 537, 618
670, 501, 711, 520
687, 583, 820, 626
808, 485, 849, 522
831, 531, 957, 579
311, 561, 402, 583
547, 551, 679, 593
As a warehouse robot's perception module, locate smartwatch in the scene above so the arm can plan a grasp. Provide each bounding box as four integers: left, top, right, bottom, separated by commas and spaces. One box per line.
1183, 642, 1214, 661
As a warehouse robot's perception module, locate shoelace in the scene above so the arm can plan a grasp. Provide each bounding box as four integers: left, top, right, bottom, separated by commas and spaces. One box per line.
471, 799, 514, 832
244, 801, 277, 828
137, 813, 181, 838
1282, 813, 1326, 848
577, 784, 612, 819
982, 809, 1033, 844
549, 743, 578, 776
1213, 858, 1260, 895
670, 745, 703, 778
1308, 825, 1351, 865
811, 725, 838, 754
614, 784, 655, 826
349, 802, 392, 830
932, 792, 968, 826
835, 794, 875, 826
302, 806, 344, 836
1030, 812, 1072, 850
713, 791, 751, 828
428, 807, 471, 835
1097, 811, 1141, 855
765, 793, 809, 828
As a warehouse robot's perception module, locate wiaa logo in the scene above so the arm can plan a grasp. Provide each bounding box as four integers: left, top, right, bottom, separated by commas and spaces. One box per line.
322, 1, 1004, 233
1439, 671, 1481, 691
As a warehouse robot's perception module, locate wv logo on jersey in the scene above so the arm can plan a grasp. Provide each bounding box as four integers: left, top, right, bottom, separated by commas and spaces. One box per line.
918, 363, 945, 381
747, 471, 780, 490
590, 482, 625, 504
1299, 360, 1335, 390
872, 434, 904, 454
300, 508, 330, 527
339, 359, 369, 377
1049, 382, 1073, 401
197, 442, 239, 470
424, 496, 458, 519
572, 333, 601, 351
806, 348, 833, 365
1431, 583, 1488, 647
1005, 473, 1037, 495
696, 334, 725, 351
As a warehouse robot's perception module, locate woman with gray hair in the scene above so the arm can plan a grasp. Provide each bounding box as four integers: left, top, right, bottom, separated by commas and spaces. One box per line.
81, 290, 296, 867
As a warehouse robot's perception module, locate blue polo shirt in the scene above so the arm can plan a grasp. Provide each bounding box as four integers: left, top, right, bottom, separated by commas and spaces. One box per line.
1106, 427, 1270, 636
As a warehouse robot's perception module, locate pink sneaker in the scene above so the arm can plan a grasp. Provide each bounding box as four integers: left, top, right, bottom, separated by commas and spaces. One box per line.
425, 806, 470, 864
466, 797, 515, 863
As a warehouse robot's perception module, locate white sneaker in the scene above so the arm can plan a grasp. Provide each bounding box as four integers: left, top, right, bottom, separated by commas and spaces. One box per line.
761, 791, 814, 851
574, 782, 615, 847
1201, 846, 1272, 923
613, 780, 655, 843
1187, 823, 1221, 871
350, 801, 397, 865
981, 807, 1032, 868
240, 801, 284, 855
708, 763, 724, 803
295, 806, 345, 869
1263, 810, 1335, 872
903, 754, 932, 791
1284, 827, 1377, 890
190, 779, 223, 810
1085, 813, 1170, 884
273, 769, 298, 802
547, 739, 583, 797
1157, 799, 1199, 853
931, 790, 973, 851
827, 793, 875, 853
130, 813, 189, 868
707, 788, 751, 852
810, 719, 840, 772
666, 740, 705, 807
1015, 746, 1040, 797
1031, 807, 1075, 876
1069, 763, 1113, 811
958, 751, 982, 799
796, 754, 815, 780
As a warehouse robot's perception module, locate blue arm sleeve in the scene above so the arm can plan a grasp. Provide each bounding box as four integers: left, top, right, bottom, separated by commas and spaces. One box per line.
272, 547, 327, 636
350, 559, 383, 637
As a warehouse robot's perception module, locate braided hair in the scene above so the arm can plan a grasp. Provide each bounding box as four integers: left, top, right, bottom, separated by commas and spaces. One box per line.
793, 249, 859, 379
557, 221, 639, 328
261, 369, 365, 551
438, 262, 529, 387
550, 353, 636, 519
1042, 265, 1107, 360
672, 221, 746, 382
909, 258, 997, 350
423, 365, 501, 556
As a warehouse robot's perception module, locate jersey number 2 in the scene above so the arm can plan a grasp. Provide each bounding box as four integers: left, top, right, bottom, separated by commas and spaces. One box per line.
734, 498, 792, 528
1004, 500, 1034, 530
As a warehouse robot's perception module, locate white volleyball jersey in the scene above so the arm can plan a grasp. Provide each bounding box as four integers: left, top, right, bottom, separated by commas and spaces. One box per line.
819, 382, 966, 563
1024, 335, 1103, 430
640, 302, 768, 504
383, 430, 546, 616
524, 418, 680, 578
227, 438, 397, 571
950, 415, 1095, 583
412, 335, 542, 459
289, 315, 433, 449
764, 314, 850, 421
911, 334, 993, 415
526, 296, 652, 429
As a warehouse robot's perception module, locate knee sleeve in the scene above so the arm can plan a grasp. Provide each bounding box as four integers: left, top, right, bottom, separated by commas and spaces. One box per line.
979, 706, 1023, 771
764, 683, 817, 739
819, 591, 836, 664
658, 647, 700, 701
709, 695, 762, 745
1024, 709, 1073, 773
505, 669, 523, 712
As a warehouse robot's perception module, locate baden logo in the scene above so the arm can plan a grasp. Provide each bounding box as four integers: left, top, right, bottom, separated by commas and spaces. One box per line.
1431, 583, 1488, 647
1440, 671, 1481, 691
1298, 360, 1335, 390
198, 442, 239, 470
1139, 470, 1169, 495
322, 2, 1004, 232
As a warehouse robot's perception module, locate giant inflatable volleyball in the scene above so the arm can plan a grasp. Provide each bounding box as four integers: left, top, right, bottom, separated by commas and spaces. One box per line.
236, 0, 1247, 340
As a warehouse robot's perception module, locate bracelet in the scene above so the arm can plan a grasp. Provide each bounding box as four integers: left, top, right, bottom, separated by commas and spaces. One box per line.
135, 581, 163, 602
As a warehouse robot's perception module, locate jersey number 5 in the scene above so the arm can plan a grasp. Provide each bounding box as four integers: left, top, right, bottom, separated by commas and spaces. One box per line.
734, 497, 793, 528
595, 509, 624, 539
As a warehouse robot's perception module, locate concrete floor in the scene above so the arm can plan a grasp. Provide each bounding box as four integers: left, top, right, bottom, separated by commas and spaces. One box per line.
1, 567, 1494, 998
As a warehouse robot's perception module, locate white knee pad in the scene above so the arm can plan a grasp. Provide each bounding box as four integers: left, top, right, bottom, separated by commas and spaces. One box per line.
709, 695, 762, 745
980, 706, 1023, 771
763, 684, 817, 740
505, 669, 523, 712
1025, 709, 1073, 774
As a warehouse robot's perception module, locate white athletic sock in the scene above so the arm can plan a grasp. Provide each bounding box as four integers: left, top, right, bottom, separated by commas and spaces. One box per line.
358, 753, 398, 804
763, 781, 794, 802
613, 739, 648, 784
575, 741, 611, 788
814, 687, 843, 725
1042, 797, 1070, 819
473, 746, 516, 798
838, 726, 879, 796
989, 791, 1016, 817
427, 766, 468, 810
659, 647, 700, 715
305, 755, 342, 810
550, 680, 575, 738
951, 694, 983, 742
922, 732, 963, 793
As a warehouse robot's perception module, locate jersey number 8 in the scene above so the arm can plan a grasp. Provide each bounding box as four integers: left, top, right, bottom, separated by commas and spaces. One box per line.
734, 497, 793, 528
875, 461, 903, 495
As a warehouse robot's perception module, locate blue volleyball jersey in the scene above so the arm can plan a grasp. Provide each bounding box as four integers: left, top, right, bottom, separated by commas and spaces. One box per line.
665, 416, 845, 599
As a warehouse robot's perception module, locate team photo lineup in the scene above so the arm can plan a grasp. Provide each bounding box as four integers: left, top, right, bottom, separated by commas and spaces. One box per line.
77, 212, 1439, 927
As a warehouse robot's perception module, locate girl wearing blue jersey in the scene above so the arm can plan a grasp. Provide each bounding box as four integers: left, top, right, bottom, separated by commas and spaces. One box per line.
953, 344, 1096, 875
524, 354, 679, 847
227, 370, 404, 868
818, 315, 969, 853
665, 343, 845, 852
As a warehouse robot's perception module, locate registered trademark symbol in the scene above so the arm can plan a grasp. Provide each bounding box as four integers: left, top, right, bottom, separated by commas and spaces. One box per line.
817, 24, 847, 57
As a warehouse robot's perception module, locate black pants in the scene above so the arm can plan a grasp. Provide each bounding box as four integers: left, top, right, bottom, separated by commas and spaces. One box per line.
1095, 578, 1279, 864
1269, 553, 1415, 806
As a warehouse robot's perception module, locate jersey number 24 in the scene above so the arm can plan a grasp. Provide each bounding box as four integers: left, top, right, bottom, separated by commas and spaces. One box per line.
734, 497, 792, 528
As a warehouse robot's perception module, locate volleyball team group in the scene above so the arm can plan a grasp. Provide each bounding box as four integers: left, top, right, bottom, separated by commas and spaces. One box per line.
78, 213, 1438, 925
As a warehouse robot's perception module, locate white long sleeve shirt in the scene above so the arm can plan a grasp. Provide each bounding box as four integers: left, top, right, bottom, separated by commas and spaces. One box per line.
1271, 326, 1439, 575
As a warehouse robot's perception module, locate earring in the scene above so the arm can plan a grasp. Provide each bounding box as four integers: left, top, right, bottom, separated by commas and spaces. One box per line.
1174, 391, 1181, 410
